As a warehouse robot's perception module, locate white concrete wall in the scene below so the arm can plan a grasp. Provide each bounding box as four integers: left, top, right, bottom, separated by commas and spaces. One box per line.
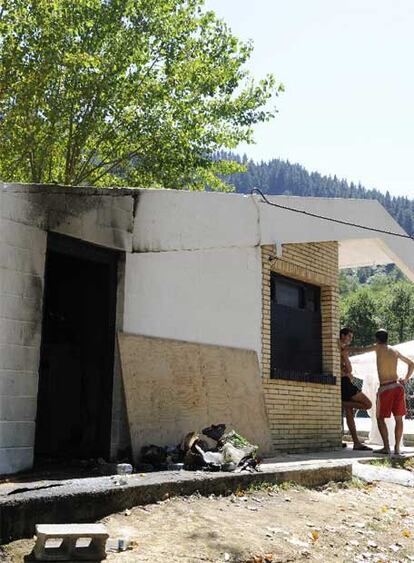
0, 186, 134, 474
133, 190, 259, 252
0, 191, 47, 474
124, 246, 263, 357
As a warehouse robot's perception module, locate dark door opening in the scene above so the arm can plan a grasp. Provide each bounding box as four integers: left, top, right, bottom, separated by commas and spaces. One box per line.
35, 233, 118, 461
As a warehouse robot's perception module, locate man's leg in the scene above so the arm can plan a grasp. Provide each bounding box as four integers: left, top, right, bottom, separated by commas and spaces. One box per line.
344, 406, 359, 446
376, 417, 390, 454
350, 391, 372, 411
343, 391, 372, 450
394, 416, 403, 455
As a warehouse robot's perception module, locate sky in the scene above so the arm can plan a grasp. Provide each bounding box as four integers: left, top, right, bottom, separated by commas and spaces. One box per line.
205, 0, 414, 198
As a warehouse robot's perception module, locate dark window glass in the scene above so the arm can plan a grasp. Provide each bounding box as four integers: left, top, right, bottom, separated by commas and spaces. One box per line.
275, 281, 302, 308
270, 274, 324, 381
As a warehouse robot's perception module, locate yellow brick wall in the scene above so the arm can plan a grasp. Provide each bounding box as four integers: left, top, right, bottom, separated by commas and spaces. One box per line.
262, 242, 342, 452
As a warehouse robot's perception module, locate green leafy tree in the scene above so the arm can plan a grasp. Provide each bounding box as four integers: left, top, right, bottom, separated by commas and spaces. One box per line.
339, 270, 359, 296
340, 289, 381, 346
0, 0, 282, 188
384, 283, 414, 343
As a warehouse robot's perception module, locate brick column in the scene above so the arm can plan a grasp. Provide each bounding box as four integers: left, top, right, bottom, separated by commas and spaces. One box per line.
261, 242, 342, 453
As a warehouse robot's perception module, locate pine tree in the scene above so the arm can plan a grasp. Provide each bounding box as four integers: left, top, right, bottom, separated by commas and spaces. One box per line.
221, 153, 414, 236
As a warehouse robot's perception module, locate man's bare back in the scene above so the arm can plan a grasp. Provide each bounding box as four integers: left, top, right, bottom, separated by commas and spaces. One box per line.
376, 345, 399, 384
376, 344, 413, 385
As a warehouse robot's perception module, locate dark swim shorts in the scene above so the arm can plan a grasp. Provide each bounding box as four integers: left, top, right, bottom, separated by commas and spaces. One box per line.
341, 376, 360, 401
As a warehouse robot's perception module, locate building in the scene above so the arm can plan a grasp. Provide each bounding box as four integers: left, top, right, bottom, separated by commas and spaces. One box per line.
1, 183, 414, 475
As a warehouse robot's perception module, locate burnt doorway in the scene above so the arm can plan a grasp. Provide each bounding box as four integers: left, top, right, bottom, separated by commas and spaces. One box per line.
35, 233, 119, 461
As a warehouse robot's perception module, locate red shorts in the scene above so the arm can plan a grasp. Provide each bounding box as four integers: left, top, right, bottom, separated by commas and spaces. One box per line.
377, 384, 406, 418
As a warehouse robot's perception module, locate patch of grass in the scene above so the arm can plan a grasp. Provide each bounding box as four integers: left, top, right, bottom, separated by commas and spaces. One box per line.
402, 457, 414, 470
319, 477, 375, 491
368, 458, 394, 468
368, 457, 414, 470
239, 480, 304, 495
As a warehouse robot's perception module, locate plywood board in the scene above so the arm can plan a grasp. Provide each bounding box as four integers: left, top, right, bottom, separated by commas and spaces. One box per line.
118, 333, 272, 462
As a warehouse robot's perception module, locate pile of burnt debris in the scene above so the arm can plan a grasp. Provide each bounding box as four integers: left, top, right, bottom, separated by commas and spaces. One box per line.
139, 424, 261, 473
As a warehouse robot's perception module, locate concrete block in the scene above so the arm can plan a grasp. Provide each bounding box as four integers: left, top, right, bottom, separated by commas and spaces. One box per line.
97, 205, 133, 232
0, 446, 33, 474
0, 421, 35, 448
0, 244, 43, 274
0, 319, 41, 347
80, 222, 132, 252
0, 371, 38, 397
0, 193, 40, 226
0, 218, 46, 251
0, 294, 41, 322
51, 216, 84, 239
112, 196, 134, 213
0, 344, 39, 372
0, 396, 37, 421
33, 524, 109, 561
0, 270, 27, 296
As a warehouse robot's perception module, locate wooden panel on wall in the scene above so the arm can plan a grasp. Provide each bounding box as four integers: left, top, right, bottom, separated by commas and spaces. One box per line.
118, 332, 273, 462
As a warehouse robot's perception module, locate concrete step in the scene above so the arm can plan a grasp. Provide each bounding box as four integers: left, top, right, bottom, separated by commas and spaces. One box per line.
0, 459, 352, 544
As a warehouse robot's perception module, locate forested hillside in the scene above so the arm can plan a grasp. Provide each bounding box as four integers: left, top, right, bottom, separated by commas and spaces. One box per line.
222, 152, 414, 236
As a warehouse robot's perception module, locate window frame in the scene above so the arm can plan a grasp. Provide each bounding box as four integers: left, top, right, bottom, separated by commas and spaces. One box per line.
269, 273, 336, 385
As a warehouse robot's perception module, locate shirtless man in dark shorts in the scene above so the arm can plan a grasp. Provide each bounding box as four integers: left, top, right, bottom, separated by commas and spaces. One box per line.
340, 327, 372, 450
374, 329, 414, 456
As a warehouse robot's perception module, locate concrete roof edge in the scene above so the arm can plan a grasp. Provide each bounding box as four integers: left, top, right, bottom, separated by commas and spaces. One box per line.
0, 182, 144, 196
0, 182, 391, 205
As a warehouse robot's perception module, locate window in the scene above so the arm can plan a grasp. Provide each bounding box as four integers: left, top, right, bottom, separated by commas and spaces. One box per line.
270, 274, 334, 384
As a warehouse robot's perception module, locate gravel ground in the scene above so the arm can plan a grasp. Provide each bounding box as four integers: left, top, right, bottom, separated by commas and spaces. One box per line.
2, 479, 414, 562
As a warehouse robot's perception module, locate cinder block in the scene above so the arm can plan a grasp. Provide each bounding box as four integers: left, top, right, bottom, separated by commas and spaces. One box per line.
0, 344, 39, 372
0, 294, 41, 322
33, 524, 109, 561
0, 395, 37, 421
0, 371, 38, 396
0, 446, 33, 474
0, 421, 35, 448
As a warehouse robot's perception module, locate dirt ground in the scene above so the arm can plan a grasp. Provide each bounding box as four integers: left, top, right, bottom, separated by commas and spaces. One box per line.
2, 479, 414, 563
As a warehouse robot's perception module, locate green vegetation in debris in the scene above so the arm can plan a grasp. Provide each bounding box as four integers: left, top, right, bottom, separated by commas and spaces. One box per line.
238, 477, 370, 495
238, 480, 304, 495
0, 0, 282, 189
224, 431, 258, 453
321, 477, 376, 491
368, 457, 414, 470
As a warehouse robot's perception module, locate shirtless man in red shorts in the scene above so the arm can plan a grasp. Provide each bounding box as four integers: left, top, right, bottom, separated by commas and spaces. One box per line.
340, 327, 373, 450
375, 329, 414, 456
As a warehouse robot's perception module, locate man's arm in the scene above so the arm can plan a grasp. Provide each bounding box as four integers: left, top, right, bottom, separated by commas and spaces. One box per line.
348, 344, 376, 357
396, 351, 414, 382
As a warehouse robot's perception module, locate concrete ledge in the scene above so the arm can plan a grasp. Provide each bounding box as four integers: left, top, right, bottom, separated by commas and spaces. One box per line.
353, 460, 414, 487
344, 431, 414, 447
0, 461, 352, 544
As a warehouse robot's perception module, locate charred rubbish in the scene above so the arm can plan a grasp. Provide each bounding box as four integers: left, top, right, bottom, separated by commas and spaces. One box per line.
138, 425, 261, 473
